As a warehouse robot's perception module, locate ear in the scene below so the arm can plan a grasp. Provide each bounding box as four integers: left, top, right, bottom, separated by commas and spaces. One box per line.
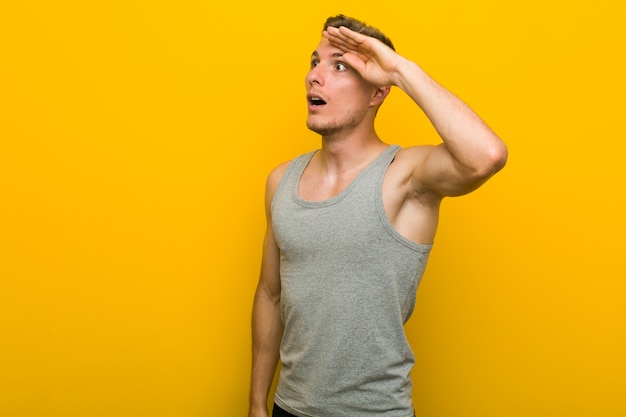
369, 86, 391, 107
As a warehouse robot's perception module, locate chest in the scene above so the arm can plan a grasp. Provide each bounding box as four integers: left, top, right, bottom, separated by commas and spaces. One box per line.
297, 167, 362, 202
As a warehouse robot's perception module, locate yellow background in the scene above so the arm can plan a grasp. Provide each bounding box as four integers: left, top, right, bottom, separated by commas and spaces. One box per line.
1, 1, 624, 416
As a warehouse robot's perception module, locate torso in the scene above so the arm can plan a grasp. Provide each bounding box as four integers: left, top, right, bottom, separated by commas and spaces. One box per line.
271, 143, 432, 417
295, 145, 441, 246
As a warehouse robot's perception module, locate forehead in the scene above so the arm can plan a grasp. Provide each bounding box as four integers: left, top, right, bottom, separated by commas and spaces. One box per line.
311, 38, 344, 59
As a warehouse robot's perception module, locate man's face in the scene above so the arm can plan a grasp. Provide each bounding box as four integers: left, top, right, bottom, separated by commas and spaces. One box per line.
305, 38, 377, 136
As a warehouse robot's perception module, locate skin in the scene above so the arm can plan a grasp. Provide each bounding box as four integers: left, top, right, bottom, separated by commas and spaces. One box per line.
248, 25, 508, 417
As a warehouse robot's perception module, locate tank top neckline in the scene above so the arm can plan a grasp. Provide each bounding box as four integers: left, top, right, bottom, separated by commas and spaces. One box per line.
292, 145, 400, 208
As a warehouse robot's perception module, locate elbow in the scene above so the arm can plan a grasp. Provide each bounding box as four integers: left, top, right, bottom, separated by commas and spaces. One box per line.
469, 140, 508, 181
488, 140, 508, 173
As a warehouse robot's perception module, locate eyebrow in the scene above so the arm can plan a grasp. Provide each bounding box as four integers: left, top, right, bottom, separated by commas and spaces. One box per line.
311, 51, 345, 58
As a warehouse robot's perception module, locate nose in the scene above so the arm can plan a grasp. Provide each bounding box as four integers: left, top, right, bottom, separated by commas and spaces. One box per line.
306, 65, 323, 86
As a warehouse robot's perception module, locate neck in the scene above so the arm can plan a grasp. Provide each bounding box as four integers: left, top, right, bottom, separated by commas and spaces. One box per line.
317, 131, 388, 176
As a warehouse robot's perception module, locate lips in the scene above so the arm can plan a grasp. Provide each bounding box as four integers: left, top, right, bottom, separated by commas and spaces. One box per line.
307, 93, 327, 106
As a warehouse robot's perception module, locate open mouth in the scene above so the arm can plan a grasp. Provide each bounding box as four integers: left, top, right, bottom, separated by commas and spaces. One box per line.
309, 96, 327, 106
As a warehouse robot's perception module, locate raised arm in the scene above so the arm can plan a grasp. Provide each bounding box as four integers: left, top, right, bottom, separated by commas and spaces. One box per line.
323, 26, 507, 197
248, 165, 287, 417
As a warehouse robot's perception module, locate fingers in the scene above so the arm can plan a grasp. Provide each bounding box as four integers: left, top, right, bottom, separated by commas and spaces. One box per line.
323, 26, 371, 53
339, 52, 367, 76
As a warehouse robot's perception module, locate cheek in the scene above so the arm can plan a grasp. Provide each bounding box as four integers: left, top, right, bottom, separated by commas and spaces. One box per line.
345, 78, 375, 100
337, 85, 373, 110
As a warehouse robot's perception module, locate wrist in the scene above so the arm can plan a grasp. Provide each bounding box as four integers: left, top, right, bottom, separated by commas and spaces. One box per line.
248, 403, 268, 417
394, 59, 425, 91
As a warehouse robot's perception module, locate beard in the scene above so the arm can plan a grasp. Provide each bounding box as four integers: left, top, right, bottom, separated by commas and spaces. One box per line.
306, 108, 365, 137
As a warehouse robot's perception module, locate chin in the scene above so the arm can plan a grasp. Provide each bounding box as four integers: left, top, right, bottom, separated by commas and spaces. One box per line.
306, 115, 341, 134
307, 110, 364, 137
306, 122, 336, 137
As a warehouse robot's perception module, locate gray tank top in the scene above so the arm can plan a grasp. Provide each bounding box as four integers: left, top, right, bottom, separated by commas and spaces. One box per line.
272, 145, 432, 417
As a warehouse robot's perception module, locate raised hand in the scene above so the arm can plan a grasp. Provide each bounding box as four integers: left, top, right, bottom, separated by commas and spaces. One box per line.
322, 26, 408, 87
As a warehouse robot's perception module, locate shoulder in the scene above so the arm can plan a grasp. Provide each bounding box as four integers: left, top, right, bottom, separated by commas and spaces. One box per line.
264, 159, 293, 211
387, 145, 437, 184
382, 145, 443, 243
385, 144, 443, 204
266, 149, 317, 192
394, 145, 438, 166
266, 160, 291, 191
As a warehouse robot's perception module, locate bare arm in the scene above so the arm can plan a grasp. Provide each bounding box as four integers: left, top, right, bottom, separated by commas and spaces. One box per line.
394, 59, 507, 196
248, 165, 287, 417
324, 26, 508, 197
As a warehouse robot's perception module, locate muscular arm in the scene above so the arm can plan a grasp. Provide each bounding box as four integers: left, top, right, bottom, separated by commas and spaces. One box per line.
249, 165, 287, 417
324, 26, 508, 197
394, 60, 508, 196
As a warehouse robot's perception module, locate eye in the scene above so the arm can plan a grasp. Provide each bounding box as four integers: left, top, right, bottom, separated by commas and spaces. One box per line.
310, 59, 320, 69
335, 62, 347, 71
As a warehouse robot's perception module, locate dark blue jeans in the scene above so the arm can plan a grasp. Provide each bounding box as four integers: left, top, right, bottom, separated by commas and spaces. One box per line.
272, 403, 415, 416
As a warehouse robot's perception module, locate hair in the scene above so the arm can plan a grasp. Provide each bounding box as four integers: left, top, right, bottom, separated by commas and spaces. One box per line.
323, 14, 395, 51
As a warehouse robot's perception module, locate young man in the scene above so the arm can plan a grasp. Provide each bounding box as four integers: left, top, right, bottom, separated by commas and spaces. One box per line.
249, 14, 507, 417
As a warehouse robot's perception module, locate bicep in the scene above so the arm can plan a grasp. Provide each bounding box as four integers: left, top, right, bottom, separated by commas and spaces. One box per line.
255, 162, 288, 301
411, 144, 491, 198
257, 224, 281, 302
